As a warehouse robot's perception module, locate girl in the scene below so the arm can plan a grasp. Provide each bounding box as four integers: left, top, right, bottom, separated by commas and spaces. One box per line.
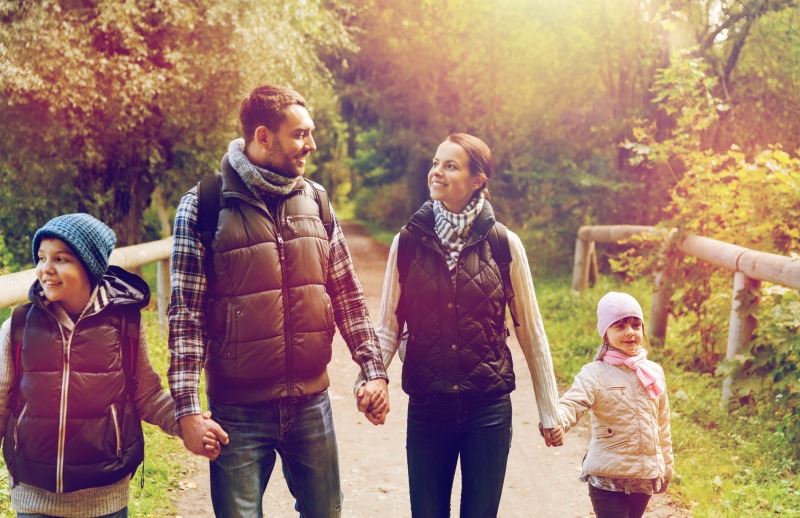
556, 291, 673, 518
0, 213, 220, 517
357, 133, 562, 517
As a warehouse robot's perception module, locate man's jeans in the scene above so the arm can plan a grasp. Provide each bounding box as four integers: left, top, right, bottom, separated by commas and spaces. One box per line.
406, 393, 512, 518
209, 391, 342, 518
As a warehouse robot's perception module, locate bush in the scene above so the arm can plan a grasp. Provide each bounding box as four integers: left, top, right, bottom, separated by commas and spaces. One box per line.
352, 181, 413, 233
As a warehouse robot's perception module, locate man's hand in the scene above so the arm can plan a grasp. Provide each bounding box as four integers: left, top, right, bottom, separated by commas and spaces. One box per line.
179, 412, 229, 460
539, 423, 564, 447
356, 378, 389, 425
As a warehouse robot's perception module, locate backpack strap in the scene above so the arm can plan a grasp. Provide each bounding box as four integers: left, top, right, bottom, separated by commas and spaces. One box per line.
8, 303, 31, 409
119, 310, 141, 401
308, 181, 333, 239
395, 227, 417, 339
487, 222, 519, 327
197, 173, 223, 284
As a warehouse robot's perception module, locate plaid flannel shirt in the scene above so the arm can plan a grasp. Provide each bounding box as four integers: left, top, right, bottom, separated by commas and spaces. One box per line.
167, 186, 387, 419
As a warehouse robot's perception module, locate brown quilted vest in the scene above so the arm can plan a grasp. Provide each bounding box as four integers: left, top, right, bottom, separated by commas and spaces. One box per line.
399, 201, 515, 396
204, 157, 334, 402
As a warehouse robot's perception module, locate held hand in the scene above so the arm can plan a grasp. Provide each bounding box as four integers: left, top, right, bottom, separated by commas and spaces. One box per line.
356, 378, 389, 426
200, 411, 223, 460
539, 423, 565, 447
179, 413, 229, 460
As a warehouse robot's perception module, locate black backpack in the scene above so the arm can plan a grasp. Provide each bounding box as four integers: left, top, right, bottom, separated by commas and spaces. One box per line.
9, 304, 140, 405
196, 174, 333, 281
395, 222, 519, 337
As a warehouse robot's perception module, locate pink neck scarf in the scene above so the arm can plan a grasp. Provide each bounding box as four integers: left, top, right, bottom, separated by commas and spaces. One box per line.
602, 348, 664, 399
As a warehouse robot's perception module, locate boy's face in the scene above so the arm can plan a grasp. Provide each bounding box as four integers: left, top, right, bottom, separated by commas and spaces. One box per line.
36, 238, 92, 315
605, 316, 644, 356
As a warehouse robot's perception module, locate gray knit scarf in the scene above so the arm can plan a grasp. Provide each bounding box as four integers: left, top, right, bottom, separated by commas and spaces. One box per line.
227, 138, 300, 196
432, 193, 485, 271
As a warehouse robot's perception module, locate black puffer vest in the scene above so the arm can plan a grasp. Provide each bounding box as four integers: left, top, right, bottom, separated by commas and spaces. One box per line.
204, 155, 333, 403
2, 266, 147, 493
399, 200, 515, 396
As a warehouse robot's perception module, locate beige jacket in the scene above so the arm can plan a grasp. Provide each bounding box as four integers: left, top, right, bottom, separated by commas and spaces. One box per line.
557, 360, 673, 482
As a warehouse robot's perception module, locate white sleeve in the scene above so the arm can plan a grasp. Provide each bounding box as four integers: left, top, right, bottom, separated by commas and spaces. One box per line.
353, 233, 403, 394
507, 230, 561, 428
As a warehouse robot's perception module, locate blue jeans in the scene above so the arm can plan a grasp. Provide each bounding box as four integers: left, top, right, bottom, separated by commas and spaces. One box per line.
19, 509, 127, 518
406, 393, 512, 518
209, 391, 342, 518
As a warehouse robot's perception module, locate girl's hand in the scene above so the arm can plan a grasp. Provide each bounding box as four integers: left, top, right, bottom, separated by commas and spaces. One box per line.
539, 423, 565, 447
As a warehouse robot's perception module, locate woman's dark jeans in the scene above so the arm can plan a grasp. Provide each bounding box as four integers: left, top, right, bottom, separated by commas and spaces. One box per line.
406, 393, 512, 518
588, 483, 651, 518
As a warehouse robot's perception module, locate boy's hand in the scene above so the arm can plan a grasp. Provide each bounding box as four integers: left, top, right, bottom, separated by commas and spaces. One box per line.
179, 413, 229, 460
539, 423, 565, 447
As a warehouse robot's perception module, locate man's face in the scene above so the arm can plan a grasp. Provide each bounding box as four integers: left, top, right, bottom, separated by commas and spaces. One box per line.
265, 104, 316, 177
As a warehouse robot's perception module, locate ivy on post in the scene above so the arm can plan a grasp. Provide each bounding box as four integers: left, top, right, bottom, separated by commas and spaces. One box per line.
721, 272, 761, 409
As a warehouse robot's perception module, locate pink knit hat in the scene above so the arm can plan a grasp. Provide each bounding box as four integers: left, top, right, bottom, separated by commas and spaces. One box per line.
596, 291, 644, 338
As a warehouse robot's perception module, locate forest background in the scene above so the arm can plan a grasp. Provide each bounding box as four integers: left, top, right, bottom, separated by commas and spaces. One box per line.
1, 0, 799, 516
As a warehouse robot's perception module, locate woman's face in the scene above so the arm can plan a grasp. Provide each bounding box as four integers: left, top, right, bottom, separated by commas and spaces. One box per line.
428, 140, 484, 213
605, 316, 644, 356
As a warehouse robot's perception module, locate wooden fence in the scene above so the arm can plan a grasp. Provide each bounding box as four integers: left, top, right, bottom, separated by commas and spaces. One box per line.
0, 238, 173, 332
572, 225, 800, 406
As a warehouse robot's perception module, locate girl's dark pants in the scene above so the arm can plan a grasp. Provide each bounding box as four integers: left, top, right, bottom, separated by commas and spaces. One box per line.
588, 483, 651, 518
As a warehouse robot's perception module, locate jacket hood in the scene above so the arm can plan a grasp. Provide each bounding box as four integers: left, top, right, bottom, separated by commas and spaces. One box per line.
100, 265, 150, 309
29, 265, 150, 313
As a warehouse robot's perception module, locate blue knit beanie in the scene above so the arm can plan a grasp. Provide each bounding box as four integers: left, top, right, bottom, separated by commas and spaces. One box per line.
32, 213, 117, 285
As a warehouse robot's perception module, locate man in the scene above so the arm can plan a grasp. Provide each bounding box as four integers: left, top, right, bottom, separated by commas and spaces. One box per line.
168, 84, 389, 517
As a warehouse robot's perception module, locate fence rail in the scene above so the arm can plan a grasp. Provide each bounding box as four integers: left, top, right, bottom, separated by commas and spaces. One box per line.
572, 225, 800, 407
0, 238, 173, 331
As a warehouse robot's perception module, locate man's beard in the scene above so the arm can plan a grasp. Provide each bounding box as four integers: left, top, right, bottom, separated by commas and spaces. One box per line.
269, 140, 303, 178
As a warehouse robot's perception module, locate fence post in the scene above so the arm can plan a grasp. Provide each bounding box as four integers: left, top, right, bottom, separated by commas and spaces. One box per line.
649, 271, 670, 345
571, 238, 593, 293
721, 272, 761, 407
156, 258, 171, 335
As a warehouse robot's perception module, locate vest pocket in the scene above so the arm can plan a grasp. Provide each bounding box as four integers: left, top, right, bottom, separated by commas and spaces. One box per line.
285, 215, 326, 240
109, 404, 121, 458
13, 402, 28, 452
208, 300, 237, 359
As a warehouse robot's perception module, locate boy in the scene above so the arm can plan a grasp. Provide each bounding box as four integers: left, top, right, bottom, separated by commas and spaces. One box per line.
0, 213, 220, 517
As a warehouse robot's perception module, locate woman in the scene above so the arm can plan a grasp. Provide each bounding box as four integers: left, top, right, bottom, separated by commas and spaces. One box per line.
357, 133, 563, 517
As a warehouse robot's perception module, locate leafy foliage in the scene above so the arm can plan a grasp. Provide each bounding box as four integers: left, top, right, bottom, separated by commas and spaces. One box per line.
0, 0, 352, 264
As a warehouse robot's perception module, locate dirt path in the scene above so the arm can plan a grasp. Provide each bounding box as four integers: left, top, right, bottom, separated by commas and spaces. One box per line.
174, 221, 688, 518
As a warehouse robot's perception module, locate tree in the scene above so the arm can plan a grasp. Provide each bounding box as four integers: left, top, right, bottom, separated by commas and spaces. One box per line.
0, 0, 351, 264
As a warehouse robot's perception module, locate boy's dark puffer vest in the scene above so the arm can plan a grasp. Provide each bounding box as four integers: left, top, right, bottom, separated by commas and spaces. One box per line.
400, 200, 515, 396
2, 266, 147, 493
204, 155, 333, 403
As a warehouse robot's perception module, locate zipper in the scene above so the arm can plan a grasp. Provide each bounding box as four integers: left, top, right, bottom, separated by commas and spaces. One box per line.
110, 404, 122, 457
56, 323, 72, 494
13, 402, 28, 451
276, 209, 294, 395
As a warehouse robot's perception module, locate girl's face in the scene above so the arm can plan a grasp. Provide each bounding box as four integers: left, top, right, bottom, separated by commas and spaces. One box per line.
36, 238, 92, 316
605, 316, 644, 356
428, 140, 485, 213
